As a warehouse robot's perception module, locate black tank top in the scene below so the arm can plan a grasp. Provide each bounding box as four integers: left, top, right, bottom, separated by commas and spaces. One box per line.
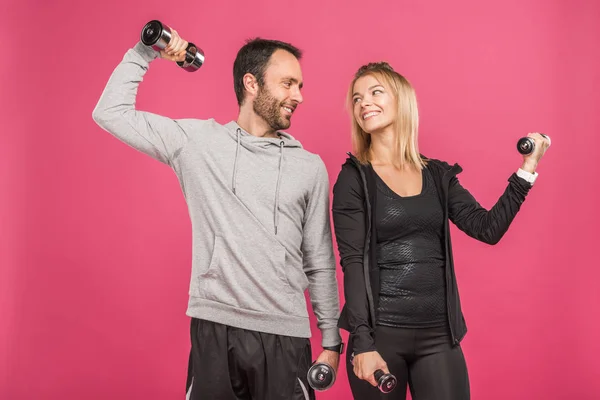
374, 166, 448, 328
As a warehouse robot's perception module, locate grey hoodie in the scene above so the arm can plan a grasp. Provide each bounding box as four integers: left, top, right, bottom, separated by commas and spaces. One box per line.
92, 42, 342, 347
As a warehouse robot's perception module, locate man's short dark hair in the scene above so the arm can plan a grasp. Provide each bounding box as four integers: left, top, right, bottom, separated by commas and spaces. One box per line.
233, 38, 302, 106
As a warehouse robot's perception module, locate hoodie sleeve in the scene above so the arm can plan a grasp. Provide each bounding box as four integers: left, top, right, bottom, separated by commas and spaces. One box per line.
302, 157, 342, 348
92, 42, 189, 165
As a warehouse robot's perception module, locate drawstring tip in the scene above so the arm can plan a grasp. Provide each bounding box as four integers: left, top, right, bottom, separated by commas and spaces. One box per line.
275, 226, 278, 235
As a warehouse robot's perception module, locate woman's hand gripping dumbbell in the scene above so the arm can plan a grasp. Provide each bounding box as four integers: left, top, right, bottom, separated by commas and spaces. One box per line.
350, 351, 398, 394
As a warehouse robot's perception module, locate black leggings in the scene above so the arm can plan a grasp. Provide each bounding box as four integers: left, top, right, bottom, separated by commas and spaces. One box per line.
346, 325, 470, 400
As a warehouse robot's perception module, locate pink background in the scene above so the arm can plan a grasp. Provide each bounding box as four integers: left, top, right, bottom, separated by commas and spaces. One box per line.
2, 0, 599, 398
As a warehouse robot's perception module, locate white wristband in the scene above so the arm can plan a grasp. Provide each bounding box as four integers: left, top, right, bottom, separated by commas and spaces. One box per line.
517, 168, 538, 185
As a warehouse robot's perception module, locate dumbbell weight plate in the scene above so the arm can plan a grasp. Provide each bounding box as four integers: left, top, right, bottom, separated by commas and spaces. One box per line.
307, 362, 335, 391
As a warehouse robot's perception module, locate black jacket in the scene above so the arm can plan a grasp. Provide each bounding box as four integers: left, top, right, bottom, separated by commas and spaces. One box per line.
331, 153, 533, 354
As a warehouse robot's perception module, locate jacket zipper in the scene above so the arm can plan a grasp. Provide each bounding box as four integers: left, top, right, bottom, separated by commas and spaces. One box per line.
441, 164, 462, 345
348, 154, 377, 325
441, 168, 456, 344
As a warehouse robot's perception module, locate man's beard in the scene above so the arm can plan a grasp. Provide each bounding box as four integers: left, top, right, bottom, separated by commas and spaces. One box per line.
253, 85, 291, 131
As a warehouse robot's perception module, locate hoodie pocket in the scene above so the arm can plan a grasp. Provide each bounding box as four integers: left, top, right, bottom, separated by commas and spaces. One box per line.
197, 235, 295, 315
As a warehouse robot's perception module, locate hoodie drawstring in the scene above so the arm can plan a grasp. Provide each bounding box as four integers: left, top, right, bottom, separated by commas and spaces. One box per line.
274, 140, 284, 235
232, 128, 241, 194
231, 128, 285, 236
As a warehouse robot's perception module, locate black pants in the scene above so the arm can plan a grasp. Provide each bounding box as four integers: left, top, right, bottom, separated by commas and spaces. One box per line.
347, 325, 470, 400
185, 318, 315, 400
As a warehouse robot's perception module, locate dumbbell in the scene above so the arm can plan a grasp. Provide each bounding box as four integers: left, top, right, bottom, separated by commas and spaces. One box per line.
307, 362, 336, 391
517, 134, 551, 155
374, 369, 398, 394
350, 352, 398, 394
140, 20, 205, 72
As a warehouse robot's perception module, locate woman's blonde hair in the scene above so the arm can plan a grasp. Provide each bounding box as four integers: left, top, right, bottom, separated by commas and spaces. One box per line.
347, 62, 426, 169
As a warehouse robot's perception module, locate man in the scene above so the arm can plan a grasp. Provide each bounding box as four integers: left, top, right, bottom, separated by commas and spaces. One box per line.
92, 26, 343, 399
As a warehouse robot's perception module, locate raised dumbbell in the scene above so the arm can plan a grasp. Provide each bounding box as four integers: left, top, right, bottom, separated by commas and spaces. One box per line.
517, 134, 551, 155
140, 20, 205, 72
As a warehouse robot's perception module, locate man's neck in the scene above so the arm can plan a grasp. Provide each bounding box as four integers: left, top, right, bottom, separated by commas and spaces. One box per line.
237, 107, 278, 138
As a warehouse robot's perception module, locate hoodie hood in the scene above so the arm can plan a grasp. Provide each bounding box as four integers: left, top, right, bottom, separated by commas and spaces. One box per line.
224, 121, 303, 235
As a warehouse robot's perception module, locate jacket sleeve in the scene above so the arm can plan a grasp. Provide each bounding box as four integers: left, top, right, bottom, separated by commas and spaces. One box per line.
92, 42, 189, 165
448, 172, 533, 245
331, 165, 377, 354
301, 158, 342, 348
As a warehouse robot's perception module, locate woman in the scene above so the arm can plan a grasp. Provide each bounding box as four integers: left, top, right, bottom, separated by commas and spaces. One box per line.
331, 62, 549, 399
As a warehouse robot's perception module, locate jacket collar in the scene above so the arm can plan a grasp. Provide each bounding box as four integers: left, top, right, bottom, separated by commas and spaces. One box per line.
345, 151, 462, 180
